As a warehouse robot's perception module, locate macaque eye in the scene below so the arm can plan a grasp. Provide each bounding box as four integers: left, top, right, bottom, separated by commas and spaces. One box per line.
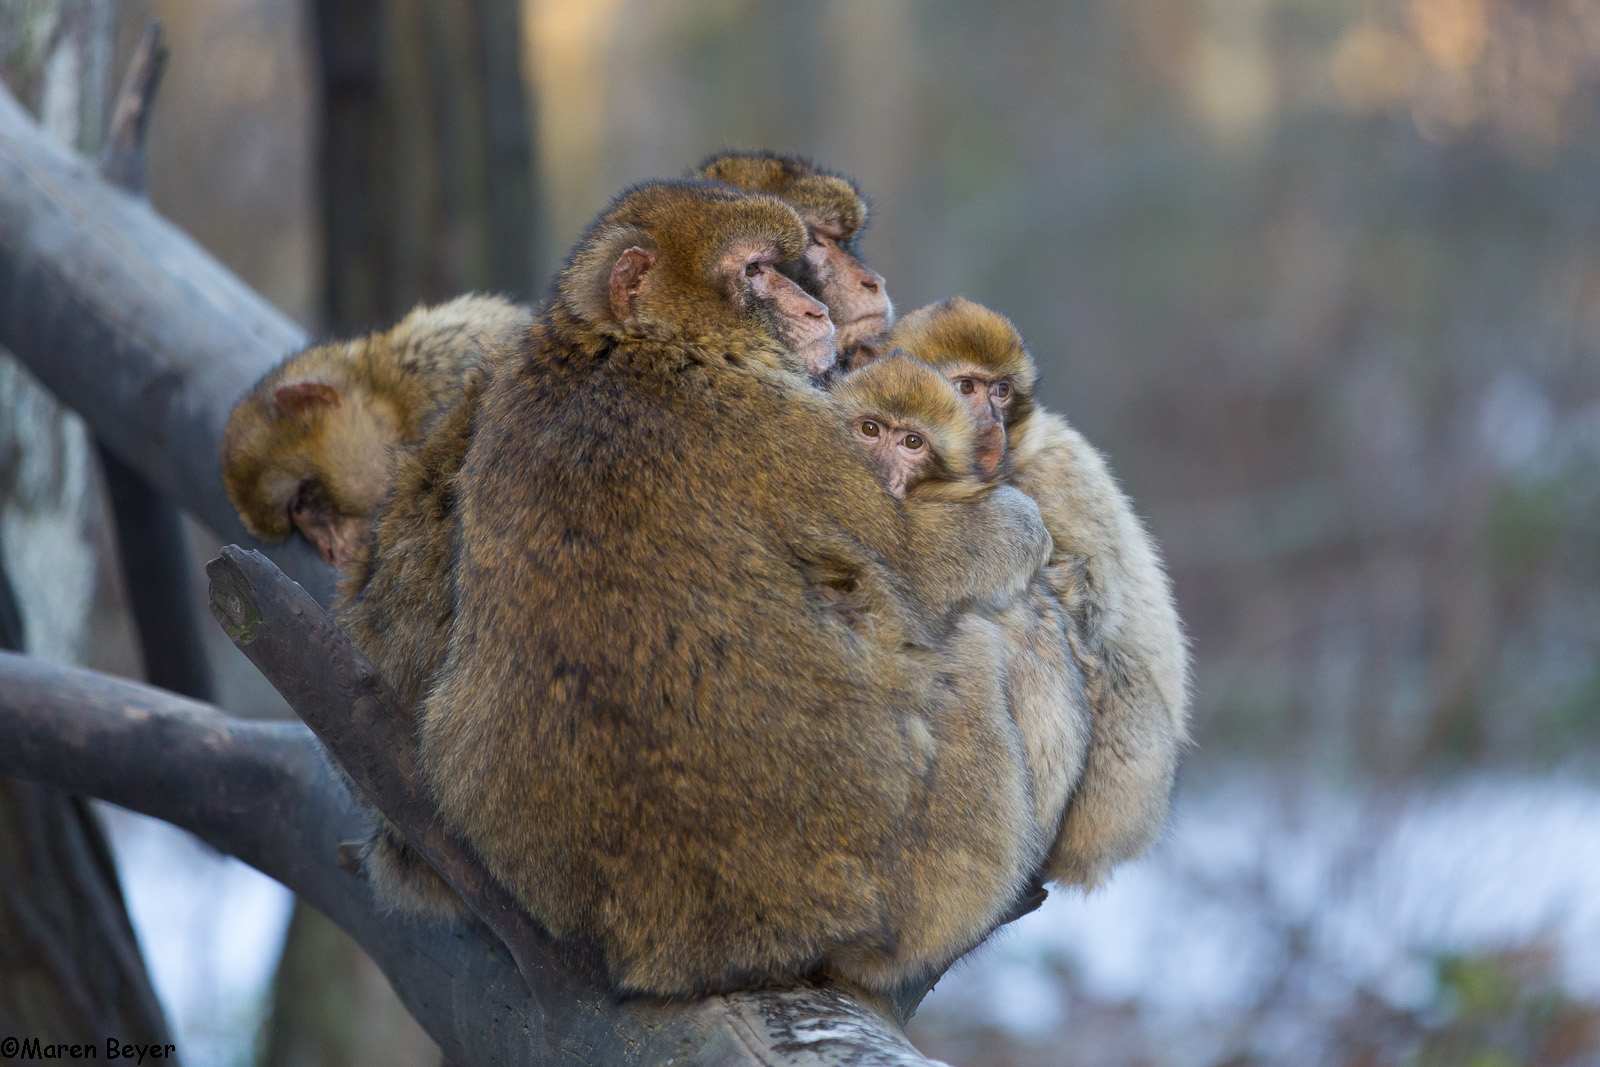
994, 381, 1011, 399
744, 261, 762, 278
957, 379, 976, 395
860, 420, 881, 438
903, 433, 924, 451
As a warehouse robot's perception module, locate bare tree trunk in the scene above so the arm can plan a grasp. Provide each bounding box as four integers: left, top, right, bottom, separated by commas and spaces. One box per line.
311, 0, 540, 332
0, 0, 173, 1053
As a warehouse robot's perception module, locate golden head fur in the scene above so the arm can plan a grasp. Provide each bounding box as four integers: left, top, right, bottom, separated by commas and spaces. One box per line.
830, 352, 983, 502
696, 151, 868, 240
887, 296, 1039, 436
221, 293, 530, 544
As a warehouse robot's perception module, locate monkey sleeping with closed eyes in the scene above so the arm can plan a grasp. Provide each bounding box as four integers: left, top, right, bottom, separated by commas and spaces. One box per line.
887, 298, 1191, 888
220, 294, 532, 571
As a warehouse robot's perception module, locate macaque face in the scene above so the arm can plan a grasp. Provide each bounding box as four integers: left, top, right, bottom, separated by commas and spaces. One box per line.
800, 217, 890, 357
725, 243, 838, 377
852, 414, 935, 499
941, 364, 1016, 473
290, 488, 371, 570
945, 365, 1017, 430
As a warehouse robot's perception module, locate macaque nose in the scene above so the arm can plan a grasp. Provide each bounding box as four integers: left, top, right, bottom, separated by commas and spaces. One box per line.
858, 267, 883, 293
975, 421, 1006, 477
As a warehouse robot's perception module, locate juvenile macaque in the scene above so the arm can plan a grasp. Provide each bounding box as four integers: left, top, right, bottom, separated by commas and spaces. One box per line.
831, 353, 1092, 840
416, 181, 1055, 997
888, 297, 1190, 887
220, 294, 531, 570
223, 295, 529, 915
697, 151, 891, 367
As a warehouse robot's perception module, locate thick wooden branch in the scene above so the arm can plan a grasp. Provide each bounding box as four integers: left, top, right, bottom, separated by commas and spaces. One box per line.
100, 22, 167, 195
0, 80, 332, 600
0, 651, 540, 1067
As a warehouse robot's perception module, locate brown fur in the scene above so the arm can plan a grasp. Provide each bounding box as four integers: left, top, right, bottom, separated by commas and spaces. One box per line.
222, 295, 530, 915
220, 294, 532, 566
417, 181, 1052, 997
335, 371, 487, 917
697, 152, 891, 361
888, 297, 1191, 888
832, 354, 1092, 849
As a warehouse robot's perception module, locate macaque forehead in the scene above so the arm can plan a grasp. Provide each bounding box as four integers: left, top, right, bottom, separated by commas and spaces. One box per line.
937, 360, 1000, 382
804, 213, 848, 240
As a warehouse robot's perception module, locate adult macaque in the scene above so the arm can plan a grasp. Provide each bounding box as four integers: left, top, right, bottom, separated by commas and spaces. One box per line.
889, 297, 1190, 887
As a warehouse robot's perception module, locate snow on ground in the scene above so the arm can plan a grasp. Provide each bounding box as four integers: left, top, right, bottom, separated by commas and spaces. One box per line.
920, 772, 1600, 1036
96, 772, 1600, 1066
96, 804, 294, 1067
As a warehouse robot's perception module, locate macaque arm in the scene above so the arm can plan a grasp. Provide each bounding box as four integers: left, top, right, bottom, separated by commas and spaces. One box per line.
902, 484, 1052, 618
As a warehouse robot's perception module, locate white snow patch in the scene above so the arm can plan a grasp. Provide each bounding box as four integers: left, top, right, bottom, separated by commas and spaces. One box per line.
923, 773, 1600, 1031
96, 803, 295, 1067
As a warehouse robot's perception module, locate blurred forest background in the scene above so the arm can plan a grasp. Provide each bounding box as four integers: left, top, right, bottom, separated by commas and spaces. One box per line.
3, 0, 1600, 1065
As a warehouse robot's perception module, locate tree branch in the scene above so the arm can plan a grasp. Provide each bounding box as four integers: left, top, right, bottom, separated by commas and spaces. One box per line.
0, 80, 332, 601
99, 21, 167, 195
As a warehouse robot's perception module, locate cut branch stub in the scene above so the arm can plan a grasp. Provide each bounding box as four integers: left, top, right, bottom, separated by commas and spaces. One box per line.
100, 21, 167, 195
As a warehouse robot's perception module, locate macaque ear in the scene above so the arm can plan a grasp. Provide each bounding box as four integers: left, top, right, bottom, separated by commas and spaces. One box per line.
274, 381, 342, 417
608, 246, 658, 322
975, 422, 1007, 478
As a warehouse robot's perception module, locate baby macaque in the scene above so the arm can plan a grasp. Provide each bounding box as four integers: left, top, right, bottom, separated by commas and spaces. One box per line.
888, 298, 1190, 887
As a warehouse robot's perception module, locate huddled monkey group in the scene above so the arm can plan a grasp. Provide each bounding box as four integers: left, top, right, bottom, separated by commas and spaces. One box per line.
221, 152, 1190, 999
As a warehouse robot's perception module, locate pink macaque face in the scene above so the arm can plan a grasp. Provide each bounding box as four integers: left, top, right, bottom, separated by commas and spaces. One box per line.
852, 415, 934, 499
802, 217, 890, 357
